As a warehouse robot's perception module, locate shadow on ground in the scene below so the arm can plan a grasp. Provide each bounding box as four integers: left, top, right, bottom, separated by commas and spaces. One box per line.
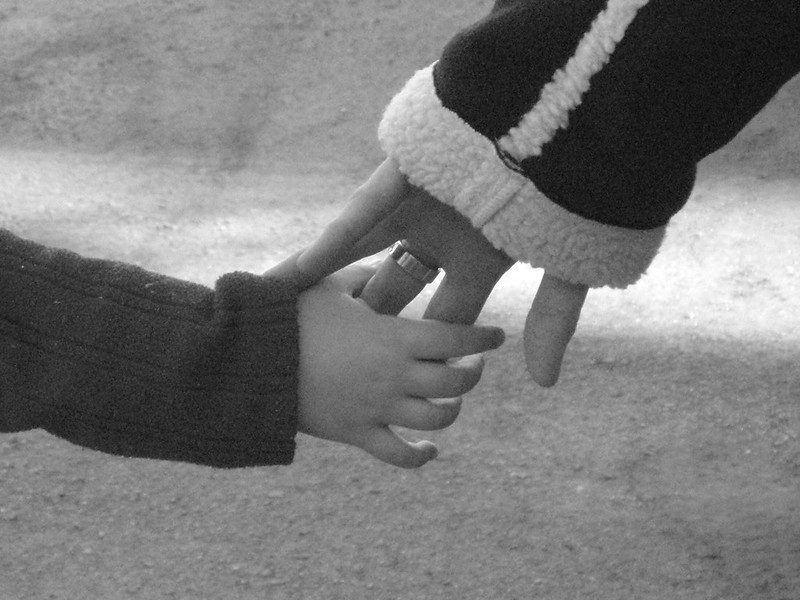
1, 332, 798, 600
0, 1, 798, 599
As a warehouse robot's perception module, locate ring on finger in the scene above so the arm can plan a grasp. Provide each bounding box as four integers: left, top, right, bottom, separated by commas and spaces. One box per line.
390, 240, 440, 284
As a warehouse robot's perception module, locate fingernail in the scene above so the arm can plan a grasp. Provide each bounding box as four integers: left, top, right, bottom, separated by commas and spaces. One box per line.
451, 353, 484, 369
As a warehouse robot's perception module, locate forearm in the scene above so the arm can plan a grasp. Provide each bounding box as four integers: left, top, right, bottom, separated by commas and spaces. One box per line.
379, 0, 800, 288
0, 229, 299, 467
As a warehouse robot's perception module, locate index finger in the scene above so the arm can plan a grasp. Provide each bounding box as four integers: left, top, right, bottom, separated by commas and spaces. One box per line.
401, 319, 506, 360
293, 158, 411, 286
523, 273, 588, 387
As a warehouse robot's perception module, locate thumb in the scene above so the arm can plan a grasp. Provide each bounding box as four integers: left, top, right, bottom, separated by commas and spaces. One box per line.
264, 158, 411, 290
523, 273, 588, 387
263, 249, 307, 287
294, 158, 411, 284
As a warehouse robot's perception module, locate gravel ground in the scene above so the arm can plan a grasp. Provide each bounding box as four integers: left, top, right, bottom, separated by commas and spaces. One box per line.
0, 2, 799, 599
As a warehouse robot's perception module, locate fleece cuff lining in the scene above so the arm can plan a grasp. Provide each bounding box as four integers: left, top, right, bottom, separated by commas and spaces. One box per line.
378, 65, 665, 288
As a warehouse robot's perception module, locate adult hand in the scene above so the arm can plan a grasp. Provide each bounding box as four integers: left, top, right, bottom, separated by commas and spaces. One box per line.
269, 158, 588, 386
297, 265, 506, 468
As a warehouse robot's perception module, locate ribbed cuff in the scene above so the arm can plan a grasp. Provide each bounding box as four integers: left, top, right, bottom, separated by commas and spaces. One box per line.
378, 64, 665, 288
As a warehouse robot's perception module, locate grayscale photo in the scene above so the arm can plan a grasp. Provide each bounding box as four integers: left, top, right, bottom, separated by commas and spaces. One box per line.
1, 1, 798, 598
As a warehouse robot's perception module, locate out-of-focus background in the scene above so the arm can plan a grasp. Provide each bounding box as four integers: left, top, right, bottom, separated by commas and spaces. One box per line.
0, 1, 798, 599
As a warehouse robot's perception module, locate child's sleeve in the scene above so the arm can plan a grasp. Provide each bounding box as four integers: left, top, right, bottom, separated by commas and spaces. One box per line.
378, 0, 800, 288
0, 228, 299, 468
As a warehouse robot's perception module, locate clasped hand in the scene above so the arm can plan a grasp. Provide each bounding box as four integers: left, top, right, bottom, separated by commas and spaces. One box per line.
271, 157, 589, 387
295, 265, 504, 468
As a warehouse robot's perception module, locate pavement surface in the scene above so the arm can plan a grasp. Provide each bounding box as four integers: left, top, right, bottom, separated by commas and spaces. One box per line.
0, 2, 799, 599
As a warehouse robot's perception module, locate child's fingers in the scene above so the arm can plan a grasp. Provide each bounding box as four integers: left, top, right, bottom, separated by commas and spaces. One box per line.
403, 320, 505, 360
385, 396, 462, 431
404, 354, 485, 399
361, 427, 438, 469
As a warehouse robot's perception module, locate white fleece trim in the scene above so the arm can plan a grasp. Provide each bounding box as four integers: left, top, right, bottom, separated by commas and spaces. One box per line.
378, 65, 664, 289
498, 0, 649, 161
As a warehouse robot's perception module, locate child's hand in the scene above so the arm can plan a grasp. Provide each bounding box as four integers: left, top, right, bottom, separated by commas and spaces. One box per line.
269, 158, 586, 388
297, 265, 505, 468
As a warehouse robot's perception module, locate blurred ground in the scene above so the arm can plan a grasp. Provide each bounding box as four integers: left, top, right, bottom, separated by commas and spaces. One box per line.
0, 1, 798, 599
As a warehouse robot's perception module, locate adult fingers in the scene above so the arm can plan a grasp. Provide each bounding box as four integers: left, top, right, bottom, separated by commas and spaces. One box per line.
293, 158, 411, 287
420, 237, 513, 323
523, 273, 588, 387
403, 353, 485, 399
422, 269, 505, 325
360, 427, 439, 469
403, 320, 505, 360
358, 253, 429, 315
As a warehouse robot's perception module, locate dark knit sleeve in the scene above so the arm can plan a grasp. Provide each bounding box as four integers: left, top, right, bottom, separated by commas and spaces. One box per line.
378, 0, 800, 288
0, 228, 299, 468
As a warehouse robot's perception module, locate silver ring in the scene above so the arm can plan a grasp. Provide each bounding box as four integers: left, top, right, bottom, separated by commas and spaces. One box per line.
389, 241, 440, 284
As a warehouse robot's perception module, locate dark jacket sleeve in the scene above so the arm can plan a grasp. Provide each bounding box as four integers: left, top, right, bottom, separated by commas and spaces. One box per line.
378, 0, 800, 288
0, 228, 299, 468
